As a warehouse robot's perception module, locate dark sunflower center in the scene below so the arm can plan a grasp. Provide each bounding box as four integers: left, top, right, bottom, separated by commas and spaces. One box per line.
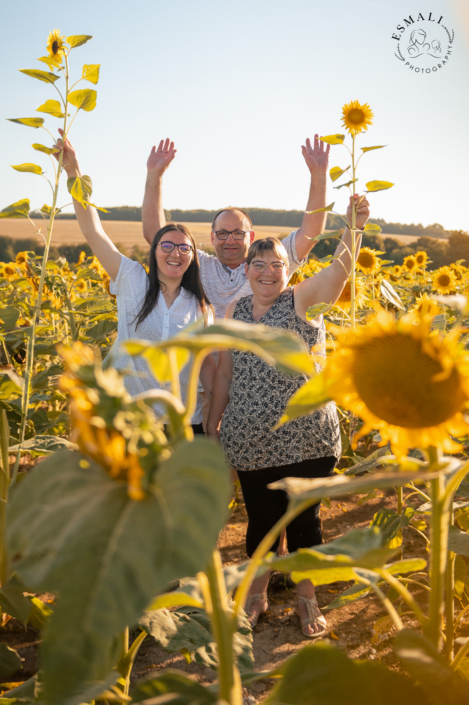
52, 40, 59, 53
406, 260, 415, 270
348, 108, 365, 124
438, 274, 451, 287
351, 333, 465, 428
359, 252, 374, 268
416, 255, 424, 264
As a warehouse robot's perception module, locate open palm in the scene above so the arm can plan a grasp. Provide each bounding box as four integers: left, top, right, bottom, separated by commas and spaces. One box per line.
301, 134, 330, 175
147, 138, 177, 176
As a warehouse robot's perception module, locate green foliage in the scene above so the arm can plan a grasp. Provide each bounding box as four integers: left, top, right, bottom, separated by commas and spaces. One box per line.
265, 642, 423, 704
131, 670, 219, 704
0, 644, 22, 680
7, 439, 230, 705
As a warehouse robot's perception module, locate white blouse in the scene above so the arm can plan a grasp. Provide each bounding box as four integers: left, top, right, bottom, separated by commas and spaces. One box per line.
109, 255, 209, 424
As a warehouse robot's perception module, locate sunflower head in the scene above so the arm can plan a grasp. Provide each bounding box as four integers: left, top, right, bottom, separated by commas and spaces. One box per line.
15, 252, 28, 265
335, 276, 368, 311
408, 293, 441, 322
356, 247, 381, 275
46, 29, 66, 62
4, 264, 17, 280
414, 250, 428, 268
341, 100, 374, 135
59, 342, 168, 500
326, 309, 469, 456
77, 250, 87, 266
433, 266, 457, 295
75, 279, 87, 293
403, 255, 417, 272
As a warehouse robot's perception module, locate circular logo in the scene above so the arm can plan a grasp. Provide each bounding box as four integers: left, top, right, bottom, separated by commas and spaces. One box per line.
393, 13, 454, 73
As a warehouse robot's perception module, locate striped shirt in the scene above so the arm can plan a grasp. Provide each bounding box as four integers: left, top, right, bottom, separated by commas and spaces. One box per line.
197, 230, 303, 318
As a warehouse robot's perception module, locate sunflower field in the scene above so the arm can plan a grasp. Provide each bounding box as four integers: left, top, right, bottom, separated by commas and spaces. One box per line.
3, 30, 469, 705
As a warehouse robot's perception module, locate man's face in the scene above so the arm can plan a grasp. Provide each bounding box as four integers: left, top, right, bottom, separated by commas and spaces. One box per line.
210, 211, 255, 268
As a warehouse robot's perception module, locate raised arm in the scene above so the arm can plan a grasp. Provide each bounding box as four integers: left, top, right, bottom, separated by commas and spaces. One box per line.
142, 139, 177, 245
294, 135, 330, 261
54, 130, 122, 281
293, 194, 370, 316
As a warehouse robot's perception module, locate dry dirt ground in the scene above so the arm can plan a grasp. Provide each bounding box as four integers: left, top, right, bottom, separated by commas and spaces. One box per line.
0, 483, 429, 702
0, 218, 435, 251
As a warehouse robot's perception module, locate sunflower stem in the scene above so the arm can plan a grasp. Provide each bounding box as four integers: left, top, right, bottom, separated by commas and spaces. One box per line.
426, 447, 447, 650
445, 496, 455, 661
350, 133, 357, 329
11, 52, 70, 486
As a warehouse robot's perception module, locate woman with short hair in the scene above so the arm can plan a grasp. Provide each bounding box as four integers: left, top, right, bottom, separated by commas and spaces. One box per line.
207, 195, 370, 637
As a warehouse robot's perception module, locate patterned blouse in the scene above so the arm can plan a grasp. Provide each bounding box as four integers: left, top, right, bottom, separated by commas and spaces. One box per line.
219, 287, 341, 471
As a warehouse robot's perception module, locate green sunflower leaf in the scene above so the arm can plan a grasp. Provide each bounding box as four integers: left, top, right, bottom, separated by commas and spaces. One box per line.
329, 165, 350, 182
11, 163, 42, 175
19, 69, 60, 84
67, 35, 93, 48
32, 143, 59, 155
7, 117, 44, 128
82, 64, 100, 84
320, 134, 345, 145
365, 180, 394, 193
36, 99, 66, 118
0, 199, 30, 218
68, 89, 97, 112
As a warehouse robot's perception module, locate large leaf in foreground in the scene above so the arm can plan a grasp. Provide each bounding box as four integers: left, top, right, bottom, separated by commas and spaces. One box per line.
125, 318, 314, 376
264, 642, 424, 704
270, 470, 438, 509
132, 670, 219, 704
7, 440, 230, 705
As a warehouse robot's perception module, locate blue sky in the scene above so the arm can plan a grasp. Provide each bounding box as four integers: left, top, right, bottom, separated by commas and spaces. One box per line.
0, 0, 468, 230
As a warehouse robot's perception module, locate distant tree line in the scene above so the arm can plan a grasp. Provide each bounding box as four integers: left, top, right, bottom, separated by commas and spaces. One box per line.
312, 230, 469, 270
54, 206, 460, 240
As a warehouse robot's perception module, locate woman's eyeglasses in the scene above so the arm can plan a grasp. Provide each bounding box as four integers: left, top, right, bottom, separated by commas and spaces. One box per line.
159, 241, 193, 255
250, 260, 286, 273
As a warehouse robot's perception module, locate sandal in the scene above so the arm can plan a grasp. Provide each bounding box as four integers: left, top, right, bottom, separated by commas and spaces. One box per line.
298, 595, 327, 639
244, 592, 269, 629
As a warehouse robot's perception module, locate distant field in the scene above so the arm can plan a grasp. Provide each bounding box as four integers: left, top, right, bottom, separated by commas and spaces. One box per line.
0, 219, 444, 250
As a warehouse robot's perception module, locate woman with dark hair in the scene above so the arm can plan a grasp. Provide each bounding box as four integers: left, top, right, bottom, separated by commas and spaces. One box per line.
55, 133, 214, 432
208, 195, 370, 637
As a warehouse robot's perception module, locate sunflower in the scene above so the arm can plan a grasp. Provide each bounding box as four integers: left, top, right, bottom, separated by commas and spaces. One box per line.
433, 266, 457, 294
75, 279, 87, 293
341, 100, 374, 135
408, 293, 441, 322
393, 265, 402, 277
4, 264, 17, 280
325, 309, 469, 456
59, 342, 146, 501
450, 263, 467, 281
414, 251, 428, 268
46, 29, 66, 62
401, 255, 416, 273
335, 276, 368, 310
15, 252, 28, 265
77, 250, 87, 266
288, 271, 304, 286
356, 247, 381, 275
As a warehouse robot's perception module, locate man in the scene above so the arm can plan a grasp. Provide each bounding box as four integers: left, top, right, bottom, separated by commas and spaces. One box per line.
142, 136, 330, 317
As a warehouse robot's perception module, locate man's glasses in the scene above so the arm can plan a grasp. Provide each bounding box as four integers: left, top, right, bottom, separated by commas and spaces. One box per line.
159, 241, 193, 255
250, 261, 286, 273
214, 230, 249, 241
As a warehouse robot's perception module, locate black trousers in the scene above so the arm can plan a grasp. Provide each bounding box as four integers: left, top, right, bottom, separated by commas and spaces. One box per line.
164, 423, 205, 436
237, 456, 337, 558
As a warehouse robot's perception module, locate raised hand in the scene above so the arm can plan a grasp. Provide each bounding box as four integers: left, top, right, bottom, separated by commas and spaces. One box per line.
347, 194, 370, 230
53, 128, 80, 177
301, 135, 330, 176
147, 138, 177, 177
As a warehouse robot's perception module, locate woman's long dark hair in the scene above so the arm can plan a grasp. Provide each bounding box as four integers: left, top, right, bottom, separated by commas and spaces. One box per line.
134, 223, 211, 329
